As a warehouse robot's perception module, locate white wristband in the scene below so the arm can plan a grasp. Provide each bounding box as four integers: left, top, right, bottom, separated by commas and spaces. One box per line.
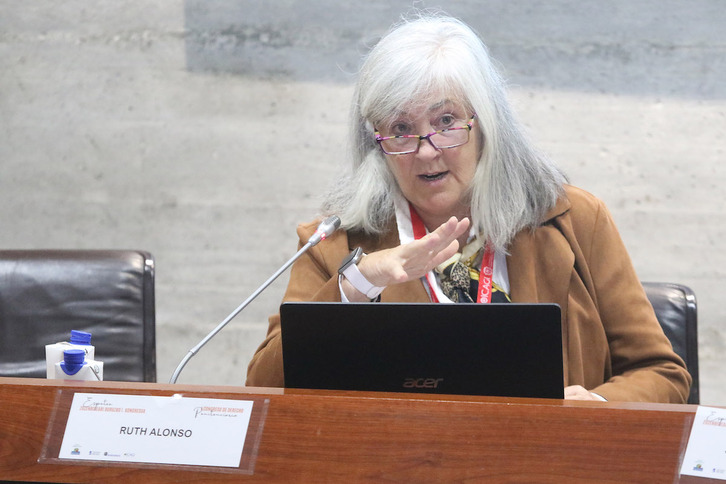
341, 260, 385, 299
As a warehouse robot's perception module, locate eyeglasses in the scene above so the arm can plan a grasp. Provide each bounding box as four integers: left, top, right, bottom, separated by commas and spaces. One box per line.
375, 114, 477, 155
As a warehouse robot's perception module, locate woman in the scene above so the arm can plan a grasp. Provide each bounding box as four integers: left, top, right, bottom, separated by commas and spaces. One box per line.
246, 14, 691, 402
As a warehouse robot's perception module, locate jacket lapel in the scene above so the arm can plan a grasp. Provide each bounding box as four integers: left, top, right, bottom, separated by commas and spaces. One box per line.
507, 195, 574, 310
506, 195, 575, 383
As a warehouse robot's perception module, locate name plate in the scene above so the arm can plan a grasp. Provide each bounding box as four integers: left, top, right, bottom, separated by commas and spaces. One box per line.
680, 406, 726, 480
57, 392, 255, 468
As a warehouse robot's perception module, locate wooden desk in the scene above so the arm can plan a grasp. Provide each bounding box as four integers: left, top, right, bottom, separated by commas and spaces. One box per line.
0, 377, 706, 483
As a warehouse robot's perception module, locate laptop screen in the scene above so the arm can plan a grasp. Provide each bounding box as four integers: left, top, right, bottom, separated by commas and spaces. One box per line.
281, 302, 564, 399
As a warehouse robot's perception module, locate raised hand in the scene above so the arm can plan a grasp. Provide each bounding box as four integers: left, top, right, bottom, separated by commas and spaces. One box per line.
342, 216, 470, 301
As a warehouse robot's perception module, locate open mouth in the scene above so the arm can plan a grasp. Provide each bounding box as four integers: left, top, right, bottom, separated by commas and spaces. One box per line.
420, 171, 448, 181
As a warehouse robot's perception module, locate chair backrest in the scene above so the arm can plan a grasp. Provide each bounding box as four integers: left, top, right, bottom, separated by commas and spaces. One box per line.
642, 282, 699, 404
0, 250, 156, 382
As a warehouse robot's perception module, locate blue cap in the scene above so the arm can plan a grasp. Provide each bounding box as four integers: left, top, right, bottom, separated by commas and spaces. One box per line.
60, 349, 86, 375
70, 330, 92, 345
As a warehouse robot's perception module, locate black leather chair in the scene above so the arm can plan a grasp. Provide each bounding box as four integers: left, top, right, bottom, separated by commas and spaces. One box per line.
0, 250, 156, 382
642, 282, 699, 404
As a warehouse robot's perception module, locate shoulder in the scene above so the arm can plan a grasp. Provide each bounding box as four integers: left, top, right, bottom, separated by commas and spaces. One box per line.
297, 217, 400, 254
296, 219, 324, 240
540, 185, 625, 264
545, 184, 608, 226
541, 185, 619, 254
296, 218, 349, 252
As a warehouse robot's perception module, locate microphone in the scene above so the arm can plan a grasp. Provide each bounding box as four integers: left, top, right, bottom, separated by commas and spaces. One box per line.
169, 215, 341, 383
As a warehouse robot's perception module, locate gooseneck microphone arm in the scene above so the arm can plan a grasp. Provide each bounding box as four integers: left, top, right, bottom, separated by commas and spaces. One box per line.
169, 215, 341, 384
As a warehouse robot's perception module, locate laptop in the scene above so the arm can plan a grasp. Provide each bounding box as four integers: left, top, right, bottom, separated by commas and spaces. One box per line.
280, 302, 564, 399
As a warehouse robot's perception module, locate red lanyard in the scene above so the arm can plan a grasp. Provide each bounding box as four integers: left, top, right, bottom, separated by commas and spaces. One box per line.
409, 204, 494, 303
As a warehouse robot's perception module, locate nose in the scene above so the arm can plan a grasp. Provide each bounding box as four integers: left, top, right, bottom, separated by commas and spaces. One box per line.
415, 135, 441, 159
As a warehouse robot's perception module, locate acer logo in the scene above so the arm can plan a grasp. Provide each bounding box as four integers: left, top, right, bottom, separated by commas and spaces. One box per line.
403, 378, 444, 389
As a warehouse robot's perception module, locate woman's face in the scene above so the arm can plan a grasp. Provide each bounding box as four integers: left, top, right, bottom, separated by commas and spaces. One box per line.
379, 99, 480, 226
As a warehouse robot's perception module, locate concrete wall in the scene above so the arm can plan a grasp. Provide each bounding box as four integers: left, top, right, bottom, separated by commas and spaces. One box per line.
2, 0, 724, 403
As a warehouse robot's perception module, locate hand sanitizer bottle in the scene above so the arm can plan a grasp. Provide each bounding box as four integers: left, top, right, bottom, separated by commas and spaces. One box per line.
54, 349, 103, 381
45, 330, 96, 378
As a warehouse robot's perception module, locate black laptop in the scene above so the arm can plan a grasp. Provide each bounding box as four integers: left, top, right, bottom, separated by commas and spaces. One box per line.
280, 302, 564, 399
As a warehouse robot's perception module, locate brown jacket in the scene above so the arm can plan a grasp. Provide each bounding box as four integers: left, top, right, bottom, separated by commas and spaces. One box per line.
246, 185, 691, 403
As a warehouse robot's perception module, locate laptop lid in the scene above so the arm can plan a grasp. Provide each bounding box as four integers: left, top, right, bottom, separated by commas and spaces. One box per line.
280, 302, 564, 399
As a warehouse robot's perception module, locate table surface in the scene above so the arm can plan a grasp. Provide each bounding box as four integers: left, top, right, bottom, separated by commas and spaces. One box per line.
0, 377, 715, 483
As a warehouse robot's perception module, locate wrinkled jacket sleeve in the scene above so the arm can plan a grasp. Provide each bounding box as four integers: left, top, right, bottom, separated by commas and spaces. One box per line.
565, 194, 691, 402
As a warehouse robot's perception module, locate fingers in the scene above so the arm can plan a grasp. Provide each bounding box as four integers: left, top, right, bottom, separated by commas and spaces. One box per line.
429, 241, 458, 268
435, 216, 470, 240
564, 385, 600, 401
394, 216, 471, 278
452, 216, 471, 238
356, 216, 472, 287
421, 217, 470, 253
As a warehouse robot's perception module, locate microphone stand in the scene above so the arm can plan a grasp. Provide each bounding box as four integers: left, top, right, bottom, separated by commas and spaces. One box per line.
169, 215, 340, 384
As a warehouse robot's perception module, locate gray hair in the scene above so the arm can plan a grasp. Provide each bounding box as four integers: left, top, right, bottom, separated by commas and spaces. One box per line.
322, 14, 566, 251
